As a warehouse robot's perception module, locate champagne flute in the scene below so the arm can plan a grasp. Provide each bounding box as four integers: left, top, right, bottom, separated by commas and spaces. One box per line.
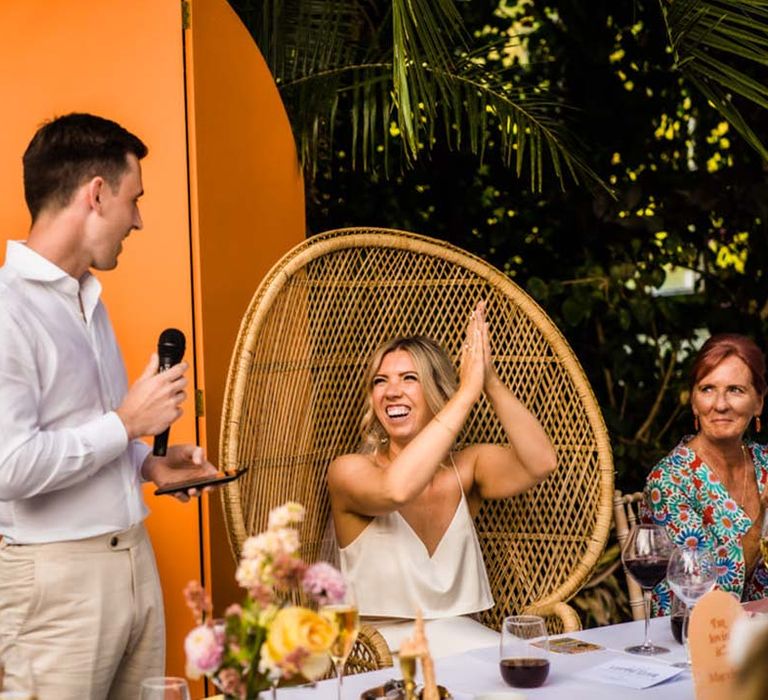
621, 523, 675, 655
320, 584, 360, 700
139, 676, 191, 700
666, 544, 717, 668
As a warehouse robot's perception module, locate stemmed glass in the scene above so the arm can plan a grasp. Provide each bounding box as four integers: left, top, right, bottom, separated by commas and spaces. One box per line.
621, 523, 675, 655
320, 584, 360, 700
139, 677, 191, 700
666, 544, 717, 668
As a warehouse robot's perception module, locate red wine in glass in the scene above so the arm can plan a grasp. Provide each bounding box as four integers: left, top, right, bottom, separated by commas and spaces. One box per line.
670, 613, 684, 645
499, 658, 550, 688
621, 523, 674, 655
623, 557, 669, 589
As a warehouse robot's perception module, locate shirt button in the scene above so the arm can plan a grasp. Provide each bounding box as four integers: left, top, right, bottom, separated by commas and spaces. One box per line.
110, 536, 119, 547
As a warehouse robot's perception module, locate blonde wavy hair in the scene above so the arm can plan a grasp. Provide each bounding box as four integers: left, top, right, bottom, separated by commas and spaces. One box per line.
359, 336, 458, 453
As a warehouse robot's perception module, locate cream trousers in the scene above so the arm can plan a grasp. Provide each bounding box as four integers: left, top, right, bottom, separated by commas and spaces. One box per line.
0, 523, 164, 700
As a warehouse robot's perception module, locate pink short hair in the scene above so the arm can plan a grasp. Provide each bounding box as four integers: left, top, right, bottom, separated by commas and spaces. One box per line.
690, 334, 767, 396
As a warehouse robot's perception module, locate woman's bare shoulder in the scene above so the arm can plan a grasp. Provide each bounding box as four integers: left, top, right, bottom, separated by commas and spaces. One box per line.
327, 452, 380, 480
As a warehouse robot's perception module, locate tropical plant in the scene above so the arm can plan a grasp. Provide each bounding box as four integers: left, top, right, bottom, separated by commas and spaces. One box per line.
229, 0, 601, 191
660, 0, 768, 161
230, 0, 768, 191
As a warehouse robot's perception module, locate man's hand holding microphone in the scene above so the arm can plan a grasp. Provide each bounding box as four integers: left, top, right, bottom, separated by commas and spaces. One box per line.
116, 328, 217, 501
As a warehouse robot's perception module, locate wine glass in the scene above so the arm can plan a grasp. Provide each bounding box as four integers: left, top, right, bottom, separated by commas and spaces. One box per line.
666, 544, 717, 668
499, 615, 550, 689
621, 523, 675, 655
139, 676, 191, 700
0, 645, 36, 700
669, 595, 687, 645
320, 583, 360, 700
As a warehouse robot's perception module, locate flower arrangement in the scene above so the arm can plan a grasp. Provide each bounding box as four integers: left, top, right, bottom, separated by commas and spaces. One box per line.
183, 502, 347, 699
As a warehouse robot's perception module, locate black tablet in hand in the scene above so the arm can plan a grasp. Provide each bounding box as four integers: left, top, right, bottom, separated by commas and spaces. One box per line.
153, 468, 248, 496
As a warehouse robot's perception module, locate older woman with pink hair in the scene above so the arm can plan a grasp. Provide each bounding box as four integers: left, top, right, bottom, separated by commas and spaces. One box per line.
644, 334, 768, 614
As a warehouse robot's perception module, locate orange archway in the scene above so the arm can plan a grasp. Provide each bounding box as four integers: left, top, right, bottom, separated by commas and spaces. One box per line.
0, 0, 305, 685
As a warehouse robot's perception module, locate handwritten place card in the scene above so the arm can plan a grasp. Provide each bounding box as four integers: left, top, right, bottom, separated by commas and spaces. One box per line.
689, 589, 744, 700
576, 659, 683, 689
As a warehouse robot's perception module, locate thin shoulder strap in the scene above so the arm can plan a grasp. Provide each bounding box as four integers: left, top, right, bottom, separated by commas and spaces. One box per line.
448, 452, 465, 496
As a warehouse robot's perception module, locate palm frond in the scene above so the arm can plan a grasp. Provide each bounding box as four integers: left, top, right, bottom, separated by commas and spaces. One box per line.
660, 0, 768, 160
237, 0, 604, 191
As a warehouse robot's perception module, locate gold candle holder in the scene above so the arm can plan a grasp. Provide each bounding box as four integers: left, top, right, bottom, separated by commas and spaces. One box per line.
399, 654, 418, 700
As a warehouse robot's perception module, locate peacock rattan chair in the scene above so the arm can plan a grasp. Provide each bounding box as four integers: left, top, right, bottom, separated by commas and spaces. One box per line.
219, 228, 615, 638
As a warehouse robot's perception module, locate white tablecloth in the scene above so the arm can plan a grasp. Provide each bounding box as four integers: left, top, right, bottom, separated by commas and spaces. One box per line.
277, 616, 694, 700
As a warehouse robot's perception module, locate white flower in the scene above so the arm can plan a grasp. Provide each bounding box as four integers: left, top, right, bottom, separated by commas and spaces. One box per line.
268, 502, 305, 530
275, 527, 300, 554
235, 558, 263, 589
242, 535, 266, 560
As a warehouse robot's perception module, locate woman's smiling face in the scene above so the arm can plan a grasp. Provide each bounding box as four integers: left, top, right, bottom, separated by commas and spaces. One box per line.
371, 349, 432, 444
692, 354, 764, 443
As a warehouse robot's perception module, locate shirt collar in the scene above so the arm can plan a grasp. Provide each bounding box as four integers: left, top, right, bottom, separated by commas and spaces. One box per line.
4, 240, 102, 320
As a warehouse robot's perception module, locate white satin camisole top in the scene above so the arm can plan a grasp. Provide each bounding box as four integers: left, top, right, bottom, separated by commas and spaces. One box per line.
339, 457, 494, 619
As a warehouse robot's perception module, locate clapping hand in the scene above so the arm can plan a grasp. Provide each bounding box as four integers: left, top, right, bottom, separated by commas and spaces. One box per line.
459, 301, 498, 399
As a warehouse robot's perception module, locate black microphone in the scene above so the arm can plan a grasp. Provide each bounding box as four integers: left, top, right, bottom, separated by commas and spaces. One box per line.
153, 328, 186, 456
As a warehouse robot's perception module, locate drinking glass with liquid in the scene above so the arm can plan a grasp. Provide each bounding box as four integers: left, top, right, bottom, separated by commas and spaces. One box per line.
621, 523, 674, 655
499, 615, 549, 689
320, 583, 360, 700
670, 595, 687, 644
139, 677, 191, 700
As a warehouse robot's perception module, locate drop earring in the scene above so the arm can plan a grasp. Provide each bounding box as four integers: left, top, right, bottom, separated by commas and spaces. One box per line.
694, 415, 700, 432
756, 415, 762, 433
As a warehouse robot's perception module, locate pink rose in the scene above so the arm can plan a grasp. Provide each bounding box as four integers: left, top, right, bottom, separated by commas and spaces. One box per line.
184, 624, 224, 676
302, 562, 346, 605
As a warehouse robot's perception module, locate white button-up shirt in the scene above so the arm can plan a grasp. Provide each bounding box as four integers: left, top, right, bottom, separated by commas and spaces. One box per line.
0, 241, 149, 543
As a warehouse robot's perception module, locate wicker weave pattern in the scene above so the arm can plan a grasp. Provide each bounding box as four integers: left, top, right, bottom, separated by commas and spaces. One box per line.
220, 228, 614, 635
320, 624, 393, 678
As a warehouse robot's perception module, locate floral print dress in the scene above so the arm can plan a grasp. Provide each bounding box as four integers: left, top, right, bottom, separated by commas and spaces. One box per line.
642, 437, 768, 615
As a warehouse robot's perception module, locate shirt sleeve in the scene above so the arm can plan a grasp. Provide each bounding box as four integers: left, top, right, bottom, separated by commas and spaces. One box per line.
130, 439, 153, 482
0, 306, 128, 501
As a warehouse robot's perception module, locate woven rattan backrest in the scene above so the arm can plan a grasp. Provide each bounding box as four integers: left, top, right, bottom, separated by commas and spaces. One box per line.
219, 228, 614, 632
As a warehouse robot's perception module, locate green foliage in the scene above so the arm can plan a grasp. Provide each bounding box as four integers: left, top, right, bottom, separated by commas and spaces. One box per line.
228, 0, 601, 190
660, 0, 768, 160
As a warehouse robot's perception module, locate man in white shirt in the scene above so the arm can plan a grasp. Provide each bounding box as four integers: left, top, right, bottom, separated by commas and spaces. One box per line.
0, 113, 217, 700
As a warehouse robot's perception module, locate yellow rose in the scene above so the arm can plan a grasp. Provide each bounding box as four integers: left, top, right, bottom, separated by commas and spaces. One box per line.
261, 606, 334, 680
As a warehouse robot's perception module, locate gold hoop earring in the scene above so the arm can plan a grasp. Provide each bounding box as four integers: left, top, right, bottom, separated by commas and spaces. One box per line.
694, 415, 700, 432
756, 415, 762, 433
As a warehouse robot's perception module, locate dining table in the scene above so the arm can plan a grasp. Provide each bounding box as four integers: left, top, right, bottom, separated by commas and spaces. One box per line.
272, 615, 696, 700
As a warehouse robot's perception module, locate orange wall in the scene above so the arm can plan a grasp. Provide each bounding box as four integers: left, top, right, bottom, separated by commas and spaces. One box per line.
184, 0, 305, 616
0, 0, 306, 689
0, 0, 198, 685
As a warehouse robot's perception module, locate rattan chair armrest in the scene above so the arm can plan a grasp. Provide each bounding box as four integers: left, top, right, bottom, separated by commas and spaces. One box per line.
522, 601, 582, 632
